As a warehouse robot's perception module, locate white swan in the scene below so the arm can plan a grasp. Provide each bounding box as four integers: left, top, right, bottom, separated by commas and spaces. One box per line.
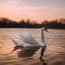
11, 27, 48, 61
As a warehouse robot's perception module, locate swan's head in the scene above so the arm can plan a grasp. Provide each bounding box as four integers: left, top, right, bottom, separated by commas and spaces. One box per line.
20, 32, 33, 42
42, 27, 48, 32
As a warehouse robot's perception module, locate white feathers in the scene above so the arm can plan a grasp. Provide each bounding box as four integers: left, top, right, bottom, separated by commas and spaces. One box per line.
20, 32, 32, 38
20, 32, 38, 44
12, 31, 46, 47
12, 39, 23, 46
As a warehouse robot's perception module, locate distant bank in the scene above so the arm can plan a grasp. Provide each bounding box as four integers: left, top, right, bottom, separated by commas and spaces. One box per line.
0, 17, 65, 29
0, 23, 65, 29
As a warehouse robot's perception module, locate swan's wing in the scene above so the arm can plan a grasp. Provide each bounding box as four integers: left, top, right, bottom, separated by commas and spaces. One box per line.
10, 39, 24, 53
12, 39, 23, 47
21, 35, 39, 45
20, 32, 38, 44
25, 38, 38, 44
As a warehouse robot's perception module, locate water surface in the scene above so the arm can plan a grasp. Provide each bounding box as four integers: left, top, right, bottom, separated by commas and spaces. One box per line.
0, 28, 65, 65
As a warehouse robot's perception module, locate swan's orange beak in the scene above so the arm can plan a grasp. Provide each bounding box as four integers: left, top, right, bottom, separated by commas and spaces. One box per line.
45, 29, 48, 32
42, 27, 48, 32
44, 27, 48, 32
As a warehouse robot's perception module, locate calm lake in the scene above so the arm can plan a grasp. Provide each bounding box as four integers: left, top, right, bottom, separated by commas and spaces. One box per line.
0, 28, 65, 65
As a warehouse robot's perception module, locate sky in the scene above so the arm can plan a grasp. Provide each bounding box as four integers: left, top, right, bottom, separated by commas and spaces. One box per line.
0, 0, 65, 23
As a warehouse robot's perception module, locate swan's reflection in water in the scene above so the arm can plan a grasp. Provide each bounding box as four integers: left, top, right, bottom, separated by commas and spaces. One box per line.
30, 59, 47, 65
42, 60, 47, 65
16, 49, 47, 65
42, 63, 47, 65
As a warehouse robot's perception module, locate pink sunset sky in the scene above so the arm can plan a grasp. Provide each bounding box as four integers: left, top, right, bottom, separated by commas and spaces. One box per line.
0, 0, 65, 23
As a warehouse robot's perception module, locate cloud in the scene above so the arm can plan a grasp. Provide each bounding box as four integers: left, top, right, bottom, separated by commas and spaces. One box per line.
0, 0, 8, 3
18, 0, 65, 8
0, 0, 65, 8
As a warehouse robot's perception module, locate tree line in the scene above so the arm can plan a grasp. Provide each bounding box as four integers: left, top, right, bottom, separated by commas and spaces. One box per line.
0, 17, 65, 29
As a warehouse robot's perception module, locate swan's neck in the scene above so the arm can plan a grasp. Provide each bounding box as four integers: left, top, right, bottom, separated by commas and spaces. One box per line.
41, 29, 45, 42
